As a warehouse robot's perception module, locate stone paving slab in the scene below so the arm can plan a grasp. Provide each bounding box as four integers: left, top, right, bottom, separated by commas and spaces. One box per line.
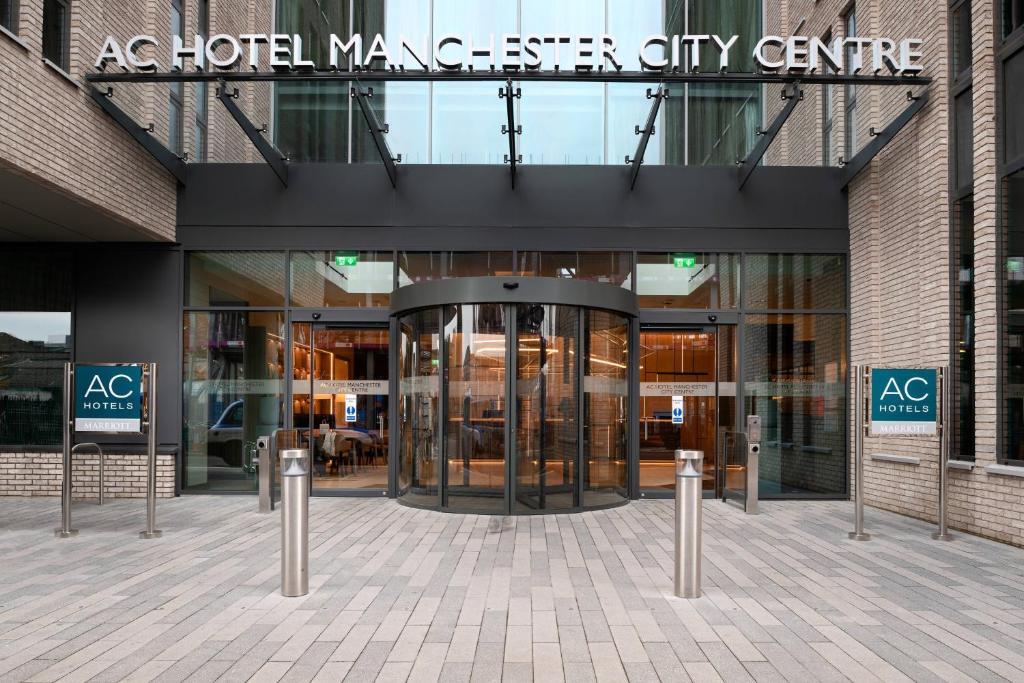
1, 497, 1023, 682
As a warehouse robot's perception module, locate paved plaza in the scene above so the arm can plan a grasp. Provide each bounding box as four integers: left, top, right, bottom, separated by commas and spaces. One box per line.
2, 497, 1024, 682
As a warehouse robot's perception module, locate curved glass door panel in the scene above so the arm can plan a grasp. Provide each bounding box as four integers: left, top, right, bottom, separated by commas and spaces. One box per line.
444, 304, 507, 512
515, 305, 578, 512
398, 311, 440, 506
583, 310, 630, 506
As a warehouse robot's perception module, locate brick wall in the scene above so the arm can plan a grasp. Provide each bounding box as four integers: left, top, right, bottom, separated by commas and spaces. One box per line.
767, 0, 1024, 548
0, 0, 177, 240
0, 452, 175, 499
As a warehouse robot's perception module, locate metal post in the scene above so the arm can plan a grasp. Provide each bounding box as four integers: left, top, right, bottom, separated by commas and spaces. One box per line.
140, 363, 162, 539
745, 415, 761, 515
849, 365, 871, 541
674, 449, 703, 599
55, 362, 77, 538
281, 448, 309, 597
932, 367, 954, 541
258, 435, 271, 513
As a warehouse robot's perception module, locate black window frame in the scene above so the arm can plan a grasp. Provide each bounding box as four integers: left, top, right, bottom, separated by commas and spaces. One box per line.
42, 0, 70, 72
1, 0, 18, 34
821, 30, 835, 166
169, 0, 185, 156
842, 7, 857, 161
1005, 0, 1024, 40
193, 0, 209, 162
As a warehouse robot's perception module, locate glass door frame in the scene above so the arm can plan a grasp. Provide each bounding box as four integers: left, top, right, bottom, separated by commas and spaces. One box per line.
391, 276, 638, 514
634, 310, 742, 500
289, 308, 393, 497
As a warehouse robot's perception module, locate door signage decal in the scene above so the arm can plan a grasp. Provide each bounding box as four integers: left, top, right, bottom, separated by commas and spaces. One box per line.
344, 394, 358, 423
671, 396, 684, 424
642, 382, 716, 397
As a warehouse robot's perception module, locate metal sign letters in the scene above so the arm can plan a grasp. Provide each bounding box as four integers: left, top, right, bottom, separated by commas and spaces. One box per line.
95, 32, 925, 77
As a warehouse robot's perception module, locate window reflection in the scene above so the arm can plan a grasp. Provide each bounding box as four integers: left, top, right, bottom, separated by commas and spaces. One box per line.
743, 314, 847, 496
183, 312, 285, 492
637, 253, 739, 309
291, 251, 394, 308
398, 252, 515, 286
583, 309, 629, 505
273, 0, 762, 166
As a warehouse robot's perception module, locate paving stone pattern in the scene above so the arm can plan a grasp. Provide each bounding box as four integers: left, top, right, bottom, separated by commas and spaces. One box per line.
2, 497, 1024, 682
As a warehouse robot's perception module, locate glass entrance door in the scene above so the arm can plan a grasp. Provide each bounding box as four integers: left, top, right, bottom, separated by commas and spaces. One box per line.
639, 327, 736, 496
292, 324, 389, 492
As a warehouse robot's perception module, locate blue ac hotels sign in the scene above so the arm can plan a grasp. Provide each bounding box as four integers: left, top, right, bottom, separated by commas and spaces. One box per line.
74, 364, 144, 433
869, 368, 937, 436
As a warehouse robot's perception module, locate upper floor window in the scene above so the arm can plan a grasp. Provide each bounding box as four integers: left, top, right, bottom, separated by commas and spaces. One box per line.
42, 0, 69, 71
821, 31, 834, 166
193, 0, 209, 161
1005, 0, 1024, 38
1, 0, 17, 34
169, 0, 184, 155
952, 1, 972, 80
843, 7, 858, 160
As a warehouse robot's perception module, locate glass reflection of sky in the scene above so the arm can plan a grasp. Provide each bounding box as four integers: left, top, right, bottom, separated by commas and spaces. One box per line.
0, 312, 71, 345
377, 0, 667, 164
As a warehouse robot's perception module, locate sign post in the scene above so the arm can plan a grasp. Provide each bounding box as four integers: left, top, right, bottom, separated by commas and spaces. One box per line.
57, 362, 159, 539
55, 363, 77, 538
932, 367, 953, 541
139, 363, 162, 539
848, 365, 870, 541
857, 366, 949, 541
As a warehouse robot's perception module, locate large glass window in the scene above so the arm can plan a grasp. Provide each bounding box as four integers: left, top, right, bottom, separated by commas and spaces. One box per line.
398, 252, 514, 286
744, 254, 846, 310
516, 252, 632, 287
744, 314, 847, 496
42, 0, 69, 70
183, 312, 286, 491
398, 310, 440, 506
294, 326, 389, 490
637, 253, 740, 309
444, 303, 507, 512
273, 0, 761, 166
291, 251, 394, 308
1, 0, 18, 33
168, 0, 184, 156
187, 252, 286, 307
583, 310, 629, 505
515, 305, 578, 511
0, 252, 72, 448
955, 198, 974, 460
1003, 171, 1024, 464
843, 8, 858, 160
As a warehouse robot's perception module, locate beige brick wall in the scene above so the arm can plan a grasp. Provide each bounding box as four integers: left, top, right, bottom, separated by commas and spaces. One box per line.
769, 0, 1024, 548
0, 0, 177, 241
0, 452, 175, 499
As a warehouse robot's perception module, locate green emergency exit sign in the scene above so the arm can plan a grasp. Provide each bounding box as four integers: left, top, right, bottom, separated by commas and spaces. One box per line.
335, 252, 358, 267
673, 254, 696, 268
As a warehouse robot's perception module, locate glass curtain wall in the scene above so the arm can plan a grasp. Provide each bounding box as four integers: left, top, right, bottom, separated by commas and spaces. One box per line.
742, 255, 848, 496
274, 0, 761, 165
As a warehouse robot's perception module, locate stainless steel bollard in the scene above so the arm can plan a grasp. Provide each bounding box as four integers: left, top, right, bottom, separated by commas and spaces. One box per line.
674, 449, 703, 599
280, 448, 309, 597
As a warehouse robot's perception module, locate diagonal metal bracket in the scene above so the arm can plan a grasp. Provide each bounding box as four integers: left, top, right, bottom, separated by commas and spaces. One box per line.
352, 86, 399, 188
628, 86, 668, 190
840, 89, 930, 189
499, 79, 522, 189
736, 82, 803, 191
217, 82, 288, 187
88, 86, 187, 184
